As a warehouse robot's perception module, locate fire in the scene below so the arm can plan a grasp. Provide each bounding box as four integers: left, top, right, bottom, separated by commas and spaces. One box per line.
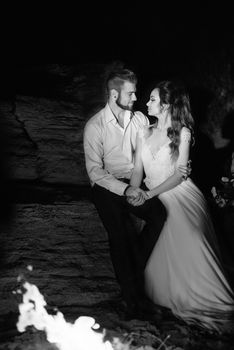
15, 267, 170, 350
15, 279, 115, 350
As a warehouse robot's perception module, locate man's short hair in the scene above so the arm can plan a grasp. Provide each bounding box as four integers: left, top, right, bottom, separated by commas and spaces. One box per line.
106, 69, 137, 95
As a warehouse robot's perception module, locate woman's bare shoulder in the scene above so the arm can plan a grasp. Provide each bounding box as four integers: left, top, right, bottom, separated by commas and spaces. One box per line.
180, 127, 191, 142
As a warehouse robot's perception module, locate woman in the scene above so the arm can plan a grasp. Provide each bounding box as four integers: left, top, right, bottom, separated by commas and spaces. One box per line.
129, 80, 234, 332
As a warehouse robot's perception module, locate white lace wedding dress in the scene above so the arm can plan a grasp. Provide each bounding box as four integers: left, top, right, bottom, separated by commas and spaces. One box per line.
142, 128, 234, 331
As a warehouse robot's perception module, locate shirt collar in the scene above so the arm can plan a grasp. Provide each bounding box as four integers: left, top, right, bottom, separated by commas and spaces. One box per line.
104, 103, 133, 124
104, 103, 116, 123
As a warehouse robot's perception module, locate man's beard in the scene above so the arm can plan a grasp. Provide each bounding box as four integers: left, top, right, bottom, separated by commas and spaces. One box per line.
116, 97, 134, 111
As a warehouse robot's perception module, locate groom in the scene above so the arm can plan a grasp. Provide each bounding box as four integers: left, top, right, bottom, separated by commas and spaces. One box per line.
83, 68, 189, 319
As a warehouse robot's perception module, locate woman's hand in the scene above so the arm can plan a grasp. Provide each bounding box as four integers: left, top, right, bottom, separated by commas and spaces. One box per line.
178, 160, 192, 180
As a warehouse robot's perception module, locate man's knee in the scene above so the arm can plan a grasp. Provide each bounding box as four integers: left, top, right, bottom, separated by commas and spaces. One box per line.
129, 213, 145, 234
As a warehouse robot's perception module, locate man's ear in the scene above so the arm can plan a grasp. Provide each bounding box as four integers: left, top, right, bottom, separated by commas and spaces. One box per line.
110, 89, 119, 100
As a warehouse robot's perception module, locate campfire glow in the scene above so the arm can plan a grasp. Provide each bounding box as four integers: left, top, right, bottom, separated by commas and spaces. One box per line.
16, 279, 115, 350
15, 267, 170, 350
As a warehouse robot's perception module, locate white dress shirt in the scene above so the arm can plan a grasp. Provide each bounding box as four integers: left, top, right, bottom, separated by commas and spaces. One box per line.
83, 103, 149, 195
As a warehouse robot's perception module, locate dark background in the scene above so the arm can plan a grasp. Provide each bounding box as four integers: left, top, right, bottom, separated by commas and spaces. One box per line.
12, 4, 234, 109
13, 4, 233, 72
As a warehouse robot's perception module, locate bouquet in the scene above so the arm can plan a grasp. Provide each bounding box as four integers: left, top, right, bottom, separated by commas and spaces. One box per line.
211, 176, 234, 208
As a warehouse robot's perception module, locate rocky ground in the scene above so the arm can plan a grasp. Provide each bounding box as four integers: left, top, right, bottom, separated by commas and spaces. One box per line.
0, 184, 234, 350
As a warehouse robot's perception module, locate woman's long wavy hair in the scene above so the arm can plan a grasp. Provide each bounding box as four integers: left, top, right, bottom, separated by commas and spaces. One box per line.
154, 80, 195, 161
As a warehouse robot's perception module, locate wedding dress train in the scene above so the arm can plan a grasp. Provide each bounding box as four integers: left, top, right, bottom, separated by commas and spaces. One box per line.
142, 128, 234, 331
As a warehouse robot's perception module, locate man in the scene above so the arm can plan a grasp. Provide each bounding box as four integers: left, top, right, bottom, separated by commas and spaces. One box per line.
83, 68, 189, 318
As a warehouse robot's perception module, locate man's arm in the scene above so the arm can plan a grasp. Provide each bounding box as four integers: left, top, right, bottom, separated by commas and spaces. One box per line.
83, 122, 130, 196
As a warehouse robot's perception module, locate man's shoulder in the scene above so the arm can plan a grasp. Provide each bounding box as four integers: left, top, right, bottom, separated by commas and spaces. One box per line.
85, 106, 106, 129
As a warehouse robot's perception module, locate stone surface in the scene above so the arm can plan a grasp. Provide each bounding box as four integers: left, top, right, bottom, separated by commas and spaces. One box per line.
0, 97, 90, 185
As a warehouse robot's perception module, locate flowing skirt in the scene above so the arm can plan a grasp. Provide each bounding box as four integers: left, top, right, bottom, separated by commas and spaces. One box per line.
145, 178, 234, 331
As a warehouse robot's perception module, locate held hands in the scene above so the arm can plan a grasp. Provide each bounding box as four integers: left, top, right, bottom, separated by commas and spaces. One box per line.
125, 159, 192, 206
125, 186, 149, 206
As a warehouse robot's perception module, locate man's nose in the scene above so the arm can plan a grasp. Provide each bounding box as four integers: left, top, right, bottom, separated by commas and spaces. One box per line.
132, 94, 137, 101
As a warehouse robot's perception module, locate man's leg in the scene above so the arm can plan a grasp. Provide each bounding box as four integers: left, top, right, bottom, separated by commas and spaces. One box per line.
127, 196, 167, 269
91, 184, 142, 308
125, 196, 167, 317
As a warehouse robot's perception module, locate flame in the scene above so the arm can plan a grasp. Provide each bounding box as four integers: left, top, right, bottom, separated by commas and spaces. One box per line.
16, 281, 114, 350
15, 267, 170, 350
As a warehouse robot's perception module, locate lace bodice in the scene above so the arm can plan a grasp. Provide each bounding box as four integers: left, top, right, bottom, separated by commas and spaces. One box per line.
142, 136, 175, 189
140, 126, 191, 190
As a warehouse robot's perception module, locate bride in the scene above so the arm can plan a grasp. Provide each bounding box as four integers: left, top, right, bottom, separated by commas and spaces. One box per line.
129, 80, 234, 332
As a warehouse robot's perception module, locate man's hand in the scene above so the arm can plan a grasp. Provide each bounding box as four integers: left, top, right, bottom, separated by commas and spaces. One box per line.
124, 186, 141, 198
125, 186, 148, 206
178, 160, 192, 180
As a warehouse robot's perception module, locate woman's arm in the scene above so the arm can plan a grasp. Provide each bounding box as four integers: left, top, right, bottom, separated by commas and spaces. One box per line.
147, 127, 191, 198
130, 131, 144, 187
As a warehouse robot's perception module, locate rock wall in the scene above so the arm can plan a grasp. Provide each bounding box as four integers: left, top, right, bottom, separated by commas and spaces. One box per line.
1, 64, 109, 186
1, 61, 233, 188
1, 97, 88, 185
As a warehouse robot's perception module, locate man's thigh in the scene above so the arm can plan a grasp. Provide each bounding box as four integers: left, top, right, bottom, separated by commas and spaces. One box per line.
126, 196, 166, 221
91, 184, 125, 209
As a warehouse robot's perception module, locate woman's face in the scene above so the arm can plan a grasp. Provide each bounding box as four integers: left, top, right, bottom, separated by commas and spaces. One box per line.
146, 88, 161, 116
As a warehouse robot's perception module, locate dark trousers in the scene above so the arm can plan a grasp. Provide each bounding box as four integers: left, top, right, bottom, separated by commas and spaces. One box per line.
91, 184, 167, 305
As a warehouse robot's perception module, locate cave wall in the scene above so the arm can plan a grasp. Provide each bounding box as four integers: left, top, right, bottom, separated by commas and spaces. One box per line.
1, 60, 234, 188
